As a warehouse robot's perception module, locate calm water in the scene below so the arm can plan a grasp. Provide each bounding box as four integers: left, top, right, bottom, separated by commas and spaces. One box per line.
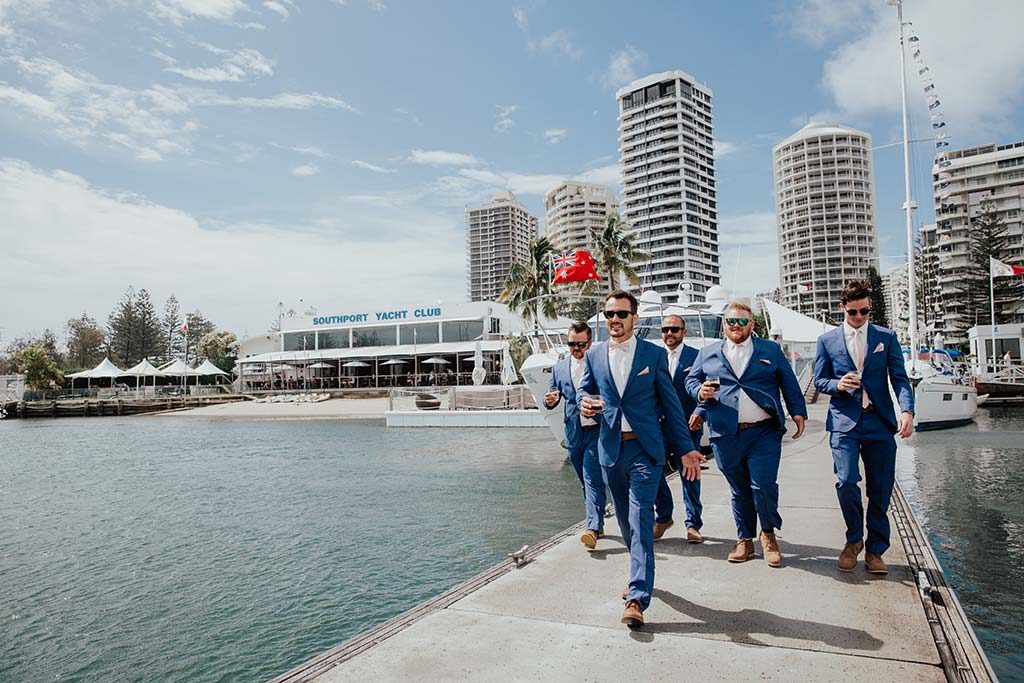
898, 405, 1024, 682
0, 418, 582, 683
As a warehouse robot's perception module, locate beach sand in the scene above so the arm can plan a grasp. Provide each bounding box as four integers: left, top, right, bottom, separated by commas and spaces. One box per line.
157, 398, 387, 420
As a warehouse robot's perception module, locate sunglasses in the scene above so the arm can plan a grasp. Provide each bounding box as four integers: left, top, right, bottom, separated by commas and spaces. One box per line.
845, 307, 871, 317
724, 317, 751, 327
566, 341, 589, 349
660, 326, 683, 334
603, 310, 632, 319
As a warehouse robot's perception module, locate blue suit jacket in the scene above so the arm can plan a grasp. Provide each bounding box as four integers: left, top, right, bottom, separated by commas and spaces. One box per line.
671, 344, 700, 420
813, 324, 914, 434
546, 356, 585, 452
577, 338, 694, 468
685, 337, 807, 438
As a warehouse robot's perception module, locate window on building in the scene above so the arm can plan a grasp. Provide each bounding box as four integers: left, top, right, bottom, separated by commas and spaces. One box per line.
318, 331, 349, 349
399, 323, 440, 345
352, 326, 397, 348
441, 320, 485, 343
283, 332, 316, 352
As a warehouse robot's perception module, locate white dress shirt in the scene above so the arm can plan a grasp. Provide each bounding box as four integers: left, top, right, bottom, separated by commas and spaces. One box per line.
723, 336, 772, 423
570, 356, 597, 426
668, 346, 681, 378
608, 335, 636, 432
843, 322, 872, 407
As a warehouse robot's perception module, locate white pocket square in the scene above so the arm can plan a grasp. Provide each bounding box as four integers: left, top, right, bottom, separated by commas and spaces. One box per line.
759, 358, 772, 365
683, 366, 692, 372
873, 342, 885, 353
637, 366, 650, 376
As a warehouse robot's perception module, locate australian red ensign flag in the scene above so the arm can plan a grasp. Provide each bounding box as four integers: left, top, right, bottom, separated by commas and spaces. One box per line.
991, 256, 1024, 277
552, 249, 600, 284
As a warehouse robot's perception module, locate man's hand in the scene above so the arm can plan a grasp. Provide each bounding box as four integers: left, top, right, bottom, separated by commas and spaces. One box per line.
898, 411, 914, 438
837, 372, 861, 392
680, 450, 706, 481
688, 413, 704, 431
698, 381, 718, 401
791, 415, 806, 440
544, 389, 560, 408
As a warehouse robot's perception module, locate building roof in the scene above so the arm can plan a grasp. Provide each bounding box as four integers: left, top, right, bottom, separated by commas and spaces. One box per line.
775, 121, 869, 149
615, 70, 711, 99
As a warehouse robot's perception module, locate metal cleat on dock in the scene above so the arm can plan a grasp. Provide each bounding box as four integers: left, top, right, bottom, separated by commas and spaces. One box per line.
507, 545, 530, 569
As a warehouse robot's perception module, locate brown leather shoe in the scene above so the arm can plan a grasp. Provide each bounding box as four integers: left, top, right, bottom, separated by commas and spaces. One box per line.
580, 529, 599, 550
653, 519, 674, 540
838, 541, 864, 572
727, 539, 756, 563
760, 531, 782, 567
865, 552, 888, 575
686, 527, 704, 544
621, 599, 644, 628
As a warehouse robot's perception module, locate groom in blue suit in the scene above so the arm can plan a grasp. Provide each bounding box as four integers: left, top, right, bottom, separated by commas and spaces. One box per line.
814, 279, 914, 575
544, 321, 607, 551
578, 290, 703, 628
686, 302, 807, 568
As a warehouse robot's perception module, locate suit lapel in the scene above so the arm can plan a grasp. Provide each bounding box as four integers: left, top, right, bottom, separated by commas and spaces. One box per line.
621, 338, 646, 396
715, 340, 739, 379
597, 342, 620, 400
740, 339, 763, 379
835, 326, 857, 370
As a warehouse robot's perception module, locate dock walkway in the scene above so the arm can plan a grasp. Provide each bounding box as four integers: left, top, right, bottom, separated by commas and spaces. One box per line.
272, 404, 993, 682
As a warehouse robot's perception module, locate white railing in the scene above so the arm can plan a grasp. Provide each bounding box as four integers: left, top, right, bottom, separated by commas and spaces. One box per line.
388, 386, 538, 412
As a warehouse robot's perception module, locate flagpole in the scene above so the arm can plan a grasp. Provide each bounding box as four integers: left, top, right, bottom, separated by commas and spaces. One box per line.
990, 258, 997, 373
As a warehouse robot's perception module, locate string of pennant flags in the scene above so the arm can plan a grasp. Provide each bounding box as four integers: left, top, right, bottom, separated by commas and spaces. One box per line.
904, 23, 952, 167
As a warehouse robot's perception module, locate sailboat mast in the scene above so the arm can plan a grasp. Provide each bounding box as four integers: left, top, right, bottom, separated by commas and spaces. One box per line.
892, 0, 919, 370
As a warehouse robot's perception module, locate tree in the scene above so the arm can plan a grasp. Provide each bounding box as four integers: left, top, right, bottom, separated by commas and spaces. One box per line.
0, 330, 62, 374
65, 314, 106, 371
107, 287, 138, 366
867, 266, 890, 329
133, 289, 164, 362
161, 294, 184, 363
559, 279, 602, 324
955, 200, 1022, 335
15, 345, 64, 394
183, 310, 216, 365
197, 330, 238, 371
499, 236, 561, 331
592, 212, 649, 292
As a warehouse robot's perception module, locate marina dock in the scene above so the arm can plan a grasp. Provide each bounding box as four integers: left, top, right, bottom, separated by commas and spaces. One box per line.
0, 394, 249, 419
270, 403, 994, 682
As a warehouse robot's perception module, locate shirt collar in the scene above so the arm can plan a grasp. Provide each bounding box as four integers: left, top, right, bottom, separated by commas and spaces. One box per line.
570, 355, 584, 367
725, 335, 753, 353
844, 321, 866, 338
609, 334, 635, 352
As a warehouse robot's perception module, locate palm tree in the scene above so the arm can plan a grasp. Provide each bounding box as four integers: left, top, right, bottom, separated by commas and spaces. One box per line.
592, 212, 649, 292
499, 236, 561, 330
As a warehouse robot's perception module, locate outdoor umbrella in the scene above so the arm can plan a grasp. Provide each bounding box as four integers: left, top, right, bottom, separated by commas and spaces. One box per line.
342, 360, 370, 386
500, 346, 518, 386
421, 357, 450, 365
472, 341, 486, 386
125, 358, 165, 391
82, 357, 130, 390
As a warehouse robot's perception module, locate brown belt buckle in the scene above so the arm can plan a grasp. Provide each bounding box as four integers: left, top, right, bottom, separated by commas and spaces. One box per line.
621, 431, 637, 441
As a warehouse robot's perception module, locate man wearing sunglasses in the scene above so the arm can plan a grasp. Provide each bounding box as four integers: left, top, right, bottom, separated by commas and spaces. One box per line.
653, 315, 706, 544
544, 322, 607, 551
578, 290, 703, 628
685, 302, 807, 568
813, 280, 914, 575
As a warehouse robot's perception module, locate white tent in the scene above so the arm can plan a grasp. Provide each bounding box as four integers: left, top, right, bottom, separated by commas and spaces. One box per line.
761, 299, 836, 343
161, 359, 202, 377
125, 358, 165, 390
88, 358, 130, 379
194, 359, 229, 376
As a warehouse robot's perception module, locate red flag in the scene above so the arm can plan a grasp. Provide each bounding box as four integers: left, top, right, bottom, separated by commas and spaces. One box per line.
552, 249, 600, 284
990, 256, 1024, 277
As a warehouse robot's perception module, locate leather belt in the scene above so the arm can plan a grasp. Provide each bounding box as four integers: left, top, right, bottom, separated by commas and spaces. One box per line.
737, 419, 774, 431
621, 431, 638, 441
863, 404, 876, 413
581, 423, 600, 431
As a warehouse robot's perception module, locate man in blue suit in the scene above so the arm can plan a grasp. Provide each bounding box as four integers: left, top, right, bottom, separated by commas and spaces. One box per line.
579, 291, 703, 628
813, 279, 914, 575
653, 314, 706, 544
686, 302, 807, 568
544, 321, 607, 551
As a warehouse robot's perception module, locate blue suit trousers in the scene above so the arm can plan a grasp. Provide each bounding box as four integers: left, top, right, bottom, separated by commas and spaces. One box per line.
654, 429, 703, 529
829, 411, 897, 555
712, 424, 784, 540
568, 425, 606, 533
604, 439, 660, 610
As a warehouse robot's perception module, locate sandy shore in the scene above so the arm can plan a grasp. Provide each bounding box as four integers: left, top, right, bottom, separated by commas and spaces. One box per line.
157, 398, 387, 420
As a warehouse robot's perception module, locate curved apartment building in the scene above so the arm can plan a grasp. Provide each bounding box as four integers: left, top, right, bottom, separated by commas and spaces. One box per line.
774, 122, 878, 319
544, 181, 617, 256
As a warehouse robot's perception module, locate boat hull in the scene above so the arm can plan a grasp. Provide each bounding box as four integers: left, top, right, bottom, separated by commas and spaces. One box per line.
913, 374, 977, 432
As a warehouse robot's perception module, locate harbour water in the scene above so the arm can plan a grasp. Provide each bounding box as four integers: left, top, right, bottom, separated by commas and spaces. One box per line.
1, 409, 1022, 682
0, 418, 582, 683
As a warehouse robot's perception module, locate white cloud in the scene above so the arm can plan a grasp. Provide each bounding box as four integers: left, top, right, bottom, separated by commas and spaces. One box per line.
792, 0, 1024, 135
0, 83, 68, 122
576, 164, 620, 188
537, 30, 581, 61
782, 0, 874, 47
512, 7, 527, 31
368, 0, 386, 12
186, 90, 357, 112
151, 0, 248, 24
408, 148, 480, 167
544, 128, 567, 144
0, 158, 464, 339
352, 159, 396, 173
290, 163, 318, 176
713, 141, 738, 159
494, 104, 517, 133
458, 168, 565, 196
602, 45, 646, 90
262, 0, 289, 18
272, 143, 328, 157
165, 47, 275, 82
717, 212, 780, 298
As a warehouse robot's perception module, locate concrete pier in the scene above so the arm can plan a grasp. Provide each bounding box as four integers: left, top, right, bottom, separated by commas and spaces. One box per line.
271, 404, 993, 682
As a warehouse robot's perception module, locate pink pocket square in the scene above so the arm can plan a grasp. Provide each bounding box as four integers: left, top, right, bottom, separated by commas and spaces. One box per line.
759, 358, 771, 365
873, 342, 885, 353
637, 366, 650, 376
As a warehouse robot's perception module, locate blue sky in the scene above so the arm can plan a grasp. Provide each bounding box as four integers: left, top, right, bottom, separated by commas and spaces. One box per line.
2, 0, 1023, 341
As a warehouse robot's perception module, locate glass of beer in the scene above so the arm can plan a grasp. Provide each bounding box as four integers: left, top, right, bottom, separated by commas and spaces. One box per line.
585, 394, 604, 414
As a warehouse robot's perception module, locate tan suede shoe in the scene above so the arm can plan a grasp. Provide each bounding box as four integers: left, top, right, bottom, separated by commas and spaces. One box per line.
760, 531, 782, 568
653, 519, 674, 540
686, 527, 704, 544
865, 552, 888, 575
838, 541, 864, 572
580, 529, 599, 550
621, 600, 644, 628
727, 539, 756, 563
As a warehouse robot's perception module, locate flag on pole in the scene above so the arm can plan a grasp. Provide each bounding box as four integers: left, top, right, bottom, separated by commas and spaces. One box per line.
552, 249, 600, 284
991, 256, 1024, 277
797, 282, 812, 293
